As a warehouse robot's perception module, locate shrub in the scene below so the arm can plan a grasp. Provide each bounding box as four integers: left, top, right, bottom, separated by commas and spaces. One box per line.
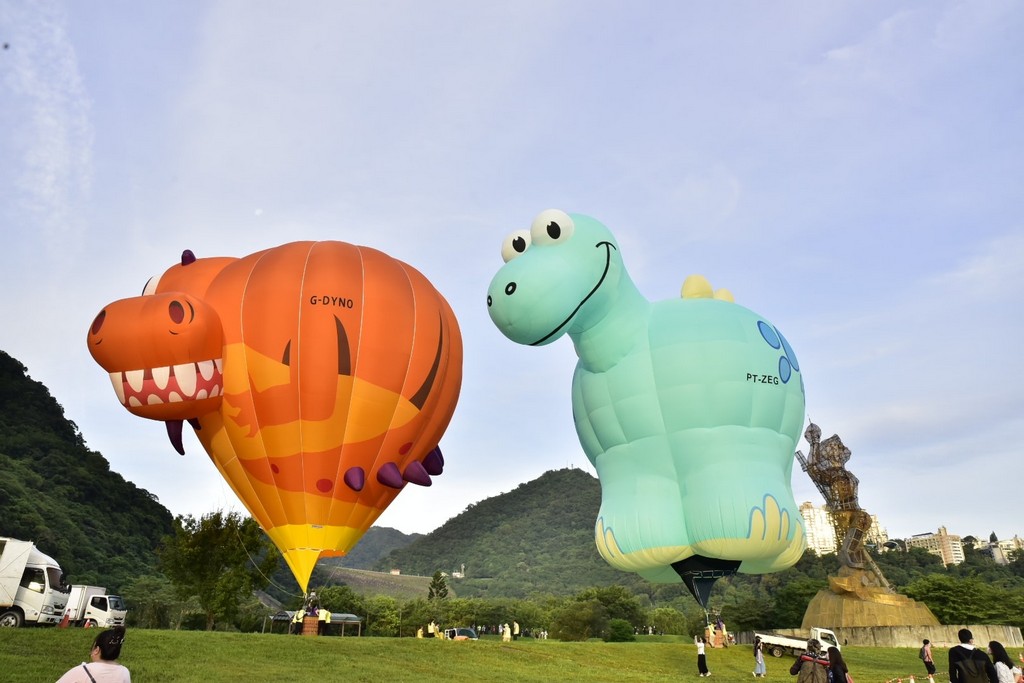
605, 618, 635, 642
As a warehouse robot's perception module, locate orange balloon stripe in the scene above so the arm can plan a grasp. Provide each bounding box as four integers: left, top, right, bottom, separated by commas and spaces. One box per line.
242, 245, 309, 535
337, 248, 416, 521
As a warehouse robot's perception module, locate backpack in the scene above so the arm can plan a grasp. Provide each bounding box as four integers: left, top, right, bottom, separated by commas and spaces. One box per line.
954, 655, 989, 683
919, 646, 926, 660
801, 655, 829, 683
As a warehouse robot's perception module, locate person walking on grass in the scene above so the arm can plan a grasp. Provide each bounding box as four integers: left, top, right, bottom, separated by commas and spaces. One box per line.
753, 636, 766, 677
696, 635, 710, 677
920, 638, 937, 682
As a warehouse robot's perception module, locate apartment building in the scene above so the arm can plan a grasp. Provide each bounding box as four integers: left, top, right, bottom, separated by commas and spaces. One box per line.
905, 526, 966, 566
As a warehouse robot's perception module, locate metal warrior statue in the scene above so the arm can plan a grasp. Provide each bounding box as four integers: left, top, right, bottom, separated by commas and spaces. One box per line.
796, 423, 889, 588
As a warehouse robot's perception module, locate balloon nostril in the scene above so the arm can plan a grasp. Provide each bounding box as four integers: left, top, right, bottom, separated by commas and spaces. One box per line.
504, 282, 516, 296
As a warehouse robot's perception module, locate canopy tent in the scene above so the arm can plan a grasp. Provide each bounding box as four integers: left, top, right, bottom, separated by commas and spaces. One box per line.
263, 610, 364, 636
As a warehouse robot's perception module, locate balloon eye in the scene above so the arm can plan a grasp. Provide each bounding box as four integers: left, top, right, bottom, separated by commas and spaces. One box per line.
500, 229, 532, 263
91, 310, 106, 335
169, 301, 185, 324
530, 209, 574, 246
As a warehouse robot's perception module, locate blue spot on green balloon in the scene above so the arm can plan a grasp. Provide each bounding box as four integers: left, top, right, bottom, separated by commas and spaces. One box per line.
779, 356, 792, 383
758, 321, 780, 349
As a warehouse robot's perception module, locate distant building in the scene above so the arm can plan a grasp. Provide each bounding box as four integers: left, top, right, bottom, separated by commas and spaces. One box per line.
390, 569, 401, 575
798, 501, 888, 556
865, 515, 888, 548
999, 535, 1024, 555
966, 533, 1024, 565
800, 502, 836, 555
905, 526, 965, 566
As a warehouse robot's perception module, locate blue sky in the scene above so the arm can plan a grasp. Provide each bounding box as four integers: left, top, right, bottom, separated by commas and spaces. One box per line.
1, 1, 1021, 545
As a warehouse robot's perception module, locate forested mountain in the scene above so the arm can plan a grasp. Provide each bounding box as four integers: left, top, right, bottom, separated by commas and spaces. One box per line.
324, 526, 423, 571
0, 351, 174, 591
371, 468, 693, 601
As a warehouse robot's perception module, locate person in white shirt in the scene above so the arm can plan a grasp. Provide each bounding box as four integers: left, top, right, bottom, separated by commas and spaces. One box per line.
988, 641, 1022, 683
55, 625, 131, 683
695, 635, 710, 677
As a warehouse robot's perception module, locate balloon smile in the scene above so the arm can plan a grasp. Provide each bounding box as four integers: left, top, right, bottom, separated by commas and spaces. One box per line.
530, 241, 616, 346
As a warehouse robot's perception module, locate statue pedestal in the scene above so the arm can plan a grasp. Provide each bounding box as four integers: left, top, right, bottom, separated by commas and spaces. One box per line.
801, 567, 940, 628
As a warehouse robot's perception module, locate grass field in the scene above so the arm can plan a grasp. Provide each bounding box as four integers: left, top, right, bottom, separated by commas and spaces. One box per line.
0, 628, 949, 682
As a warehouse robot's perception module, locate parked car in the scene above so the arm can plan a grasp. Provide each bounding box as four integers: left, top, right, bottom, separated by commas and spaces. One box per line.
444, 627, 478, 640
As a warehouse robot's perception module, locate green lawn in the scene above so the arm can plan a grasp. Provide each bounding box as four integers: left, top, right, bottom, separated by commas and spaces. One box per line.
0, 629, 947, 682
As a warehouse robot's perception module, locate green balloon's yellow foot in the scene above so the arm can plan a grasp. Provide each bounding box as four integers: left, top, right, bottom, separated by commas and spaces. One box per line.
595, 493, 805, 606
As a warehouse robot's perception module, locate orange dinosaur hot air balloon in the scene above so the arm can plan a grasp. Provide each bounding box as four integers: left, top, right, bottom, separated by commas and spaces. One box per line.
87, 242, 463, 591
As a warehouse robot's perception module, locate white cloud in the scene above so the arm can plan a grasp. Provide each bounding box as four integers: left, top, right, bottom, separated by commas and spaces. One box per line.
0, 0, 92, 257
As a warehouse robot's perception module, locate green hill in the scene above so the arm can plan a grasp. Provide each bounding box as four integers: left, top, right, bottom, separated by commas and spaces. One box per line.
321, 526, 424, 571
0, 351, 174, 591
313, 566, 432, 601
371, 467, 687, 600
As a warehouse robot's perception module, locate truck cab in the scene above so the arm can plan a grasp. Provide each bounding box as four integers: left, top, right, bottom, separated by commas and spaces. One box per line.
69, 588, 127, 627
0, 538, 69, 627
813, 627, 840, 651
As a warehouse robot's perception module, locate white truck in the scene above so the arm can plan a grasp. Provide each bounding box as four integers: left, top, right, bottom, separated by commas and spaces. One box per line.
754, 627, 841, 658
0, 537, 69, 627
64, 585, 127, 628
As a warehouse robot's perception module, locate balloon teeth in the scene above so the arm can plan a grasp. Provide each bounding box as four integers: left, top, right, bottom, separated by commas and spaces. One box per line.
108, 372, 126, 405
125, 369, 145, 393
197, 359, 215, 381
173, 362, 197, 397
152, 365, 170, 390
111, 359, 222, 408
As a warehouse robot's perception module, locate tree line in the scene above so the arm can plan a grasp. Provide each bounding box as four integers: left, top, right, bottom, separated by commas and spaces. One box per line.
124, 509, 1024, 639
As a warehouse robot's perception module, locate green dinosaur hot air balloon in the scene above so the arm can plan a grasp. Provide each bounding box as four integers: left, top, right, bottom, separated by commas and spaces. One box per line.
486, 209, 806, 606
